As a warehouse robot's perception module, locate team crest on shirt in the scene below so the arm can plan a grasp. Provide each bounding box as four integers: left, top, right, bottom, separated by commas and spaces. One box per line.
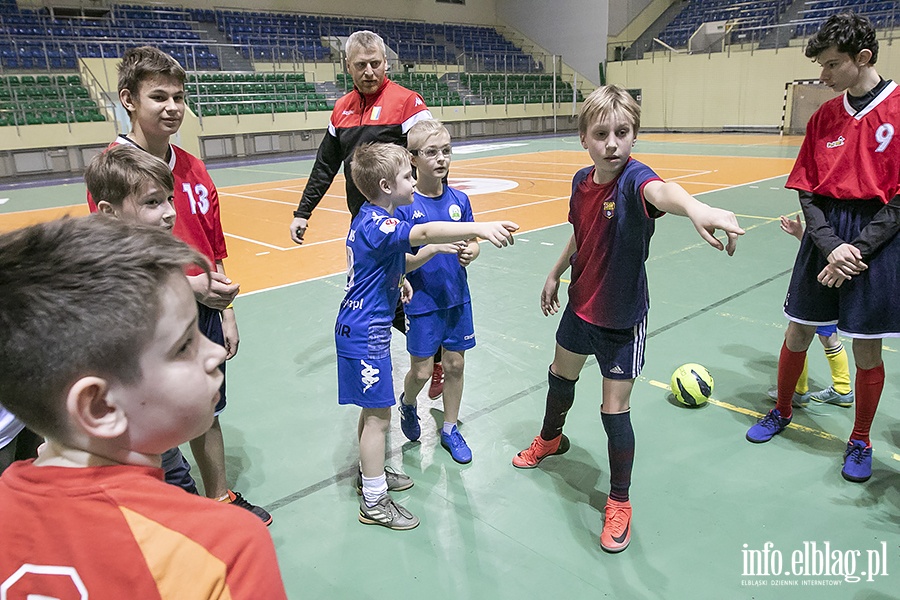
379, 217, 399, 233
371, 106, 382, 121
603, 201, 616, 219
448, 204, 462, 221
826, 136, 845, 149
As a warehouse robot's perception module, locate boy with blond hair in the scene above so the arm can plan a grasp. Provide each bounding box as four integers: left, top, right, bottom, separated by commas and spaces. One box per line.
0, 216, 286, 598
340, 142, 517, 530
395, 119, 479, 463
86, 46, 270, 523
511, 85, 744, 552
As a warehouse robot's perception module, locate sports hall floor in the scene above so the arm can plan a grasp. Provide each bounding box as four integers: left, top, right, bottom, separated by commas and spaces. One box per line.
1, 133, 897, 599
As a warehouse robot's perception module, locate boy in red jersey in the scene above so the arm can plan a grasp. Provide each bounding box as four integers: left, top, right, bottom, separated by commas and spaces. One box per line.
746, 13, 900, 485
0, 216, 286, 599
87, 46, 270, 523
511, 85, 744, 553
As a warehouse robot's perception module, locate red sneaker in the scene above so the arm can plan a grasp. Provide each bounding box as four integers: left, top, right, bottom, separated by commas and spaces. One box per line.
600, 499, 632, 553
511, 434, 570, 468
428, 362, 444, 400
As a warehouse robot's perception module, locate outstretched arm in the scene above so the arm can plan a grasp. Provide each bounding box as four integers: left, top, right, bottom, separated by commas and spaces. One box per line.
540, 233, 577, 316
410, 221, 518, 248
643, 180, 745, 255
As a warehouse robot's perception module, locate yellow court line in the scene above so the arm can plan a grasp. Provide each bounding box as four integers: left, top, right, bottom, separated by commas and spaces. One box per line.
647, 379, 900, 463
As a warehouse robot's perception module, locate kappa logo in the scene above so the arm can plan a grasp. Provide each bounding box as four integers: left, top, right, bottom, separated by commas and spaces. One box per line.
370, 213, 387, 223
609, 365, 624, 375
341, 109, 355, 116
415, 97, 423, 106
360, 359, 380, 392
379, 217, 400, 233
448, 204, 462, 221
411, 210, 425, 219
826, 136, 845, 149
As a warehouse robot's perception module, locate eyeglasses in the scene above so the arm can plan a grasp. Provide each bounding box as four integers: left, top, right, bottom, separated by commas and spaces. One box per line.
411, 145, 452, 159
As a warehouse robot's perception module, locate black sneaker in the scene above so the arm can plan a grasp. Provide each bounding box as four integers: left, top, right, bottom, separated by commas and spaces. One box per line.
226, 489, 273, 526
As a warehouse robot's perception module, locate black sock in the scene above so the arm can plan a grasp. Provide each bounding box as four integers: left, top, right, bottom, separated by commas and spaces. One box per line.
539, 368, 576, 441
434, 346, 442, 364
601, 411, 634, 502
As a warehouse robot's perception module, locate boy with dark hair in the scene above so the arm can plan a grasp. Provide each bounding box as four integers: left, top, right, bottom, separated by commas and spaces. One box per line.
86, 46, 270, 524
85, 144, 200, 494
394, 119, 480, 463
0, 216, 286, 598
511, 85, 744, 553
746, 12, 900, 485
340, 142, 517, 530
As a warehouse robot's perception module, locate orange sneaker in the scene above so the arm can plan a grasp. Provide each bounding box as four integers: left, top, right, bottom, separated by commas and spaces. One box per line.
428, 362, 444, 400
511, 434, 570, 468
600, 499, 632, 553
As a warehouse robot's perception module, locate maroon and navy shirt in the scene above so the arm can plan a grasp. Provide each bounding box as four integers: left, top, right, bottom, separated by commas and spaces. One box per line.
567, 159, 664, 330
295, 78, 433, 220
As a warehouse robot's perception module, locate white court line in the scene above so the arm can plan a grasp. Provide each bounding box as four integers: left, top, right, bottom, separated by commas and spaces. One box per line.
474, 195, 568, 215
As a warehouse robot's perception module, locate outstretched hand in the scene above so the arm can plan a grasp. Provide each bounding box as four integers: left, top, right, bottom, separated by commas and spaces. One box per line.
779, 214, 803, 241
690, 205, 745, 256
477, 221, 519, 248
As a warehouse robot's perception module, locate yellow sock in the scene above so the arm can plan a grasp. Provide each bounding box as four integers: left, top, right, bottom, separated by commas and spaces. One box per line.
795, 356, 809, 395
824, 342, 851, 395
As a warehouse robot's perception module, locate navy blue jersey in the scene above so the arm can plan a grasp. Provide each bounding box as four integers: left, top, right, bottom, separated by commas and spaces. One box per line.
396, 187, 474, 315
336, 202, 413, 359
567, 158, 663, 329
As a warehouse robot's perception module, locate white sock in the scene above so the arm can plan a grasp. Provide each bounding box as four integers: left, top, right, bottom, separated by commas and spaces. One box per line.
442, 421, 457, 435
400, 392, 415, 406
361, 473, 388, 507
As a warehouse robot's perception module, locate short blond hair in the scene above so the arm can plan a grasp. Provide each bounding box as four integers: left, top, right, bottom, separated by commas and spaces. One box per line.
350, 143, 410, 201
578, 85, 641, 137
345, 30, 386, 61
406, 119, 450, 152
85, 145, 174, 208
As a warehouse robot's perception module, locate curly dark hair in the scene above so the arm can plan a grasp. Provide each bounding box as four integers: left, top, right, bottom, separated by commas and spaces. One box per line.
805, 12, 878, 64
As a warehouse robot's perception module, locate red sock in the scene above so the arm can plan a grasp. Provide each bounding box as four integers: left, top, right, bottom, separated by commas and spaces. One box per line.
850, 363, 884, 445
777, 341, 807, 419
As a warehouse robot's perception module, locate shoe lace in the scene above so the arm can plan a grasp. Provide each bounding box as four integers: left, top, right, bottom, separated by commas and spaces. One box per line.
760, 411, 783, 429
846, 443, 867, 465
606, 503, 629, 532
229, 491, 253, 510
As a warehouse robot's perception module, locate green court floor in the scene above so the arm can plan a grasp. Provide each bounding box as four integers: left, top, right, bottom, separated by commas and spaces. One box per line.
4, 134, 897, 599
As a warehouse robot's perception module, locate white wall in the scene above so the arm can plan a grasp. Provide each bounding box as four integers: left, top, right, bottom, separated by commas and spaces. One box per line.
496, 0, 607, 85
608, 0, 654, 37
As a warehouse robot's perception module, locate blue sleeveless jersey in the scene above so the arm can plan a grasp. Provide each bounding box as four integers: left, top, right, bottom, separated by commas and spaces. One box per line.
567, 158, 663, 329
395, 187, 473, 315
335, 202, 412, 359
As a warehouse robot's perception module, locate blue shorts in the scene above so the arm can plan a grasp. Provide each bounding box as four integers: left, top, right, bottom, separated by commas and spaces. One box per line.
406, 302, 476, 357
784, 198, 900, 339
556, 303, 647, 380
337, 355, 396, 408
198, 303, 227, 415
816, 324, 837, 338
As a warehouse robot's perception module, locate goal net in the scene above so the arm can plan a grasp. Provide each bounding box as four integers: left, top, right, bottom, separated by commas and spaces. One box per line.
781, 80, 841, 136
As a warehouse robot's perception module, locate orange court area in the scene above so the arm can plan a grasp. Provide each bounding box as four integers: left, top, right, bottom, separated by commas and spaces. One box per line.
0, 150, 796, 294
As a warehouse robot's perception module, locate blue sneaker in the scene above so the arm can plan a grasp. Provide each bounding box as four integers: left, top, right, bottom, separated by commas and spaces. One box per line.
746, 408, 791, 443
440, 425, 472, 464
398, 393, 420, 441
841, 439, 872, 482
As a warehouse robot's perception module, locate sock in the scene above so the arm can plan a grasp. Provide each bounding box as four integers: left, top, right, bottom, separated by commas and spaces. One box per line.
361, 473, 388, 507
399, 392, 414, 406
442, 421, 456, 435
795, 357, 809, 395
824, 342, 852, 395
601, 411, 634, 503
777, 342, 807, 419
850, 363, 884, 445
540, 368, 577, 441
215, 492, 230, 503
